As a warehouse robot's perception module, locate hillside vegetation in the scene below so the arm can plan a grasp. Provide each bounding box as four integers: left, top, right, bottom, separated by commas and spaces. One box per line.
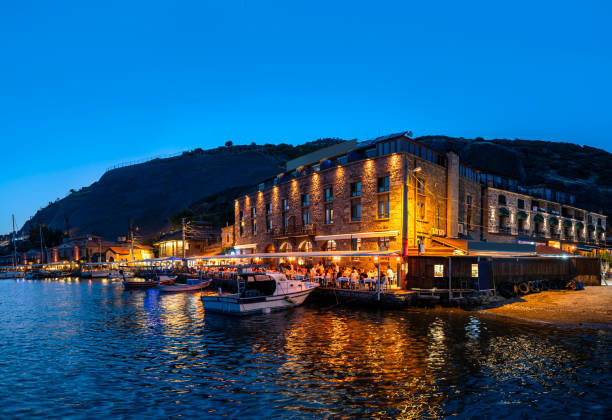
20, 136, 611, 240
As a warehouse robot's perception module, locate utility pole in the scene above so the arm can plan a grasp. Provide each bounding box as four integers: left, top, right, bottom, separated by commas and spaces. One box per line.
129, 219, 135, 262
12, 215, 17, 269
181, 217, 186, 260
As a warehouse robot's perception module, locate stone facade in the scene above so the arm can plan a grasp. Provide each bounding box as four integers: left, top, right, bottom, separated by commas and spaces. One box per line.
232, 133, 607, 257
234, 139, 481, 255
483, 187, 607, 245
221, 225, 234, 249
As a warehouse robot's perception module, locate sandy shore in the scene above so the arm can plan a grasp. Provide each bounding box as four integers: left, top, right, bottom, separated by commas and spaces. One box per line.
480, 286, 612, 329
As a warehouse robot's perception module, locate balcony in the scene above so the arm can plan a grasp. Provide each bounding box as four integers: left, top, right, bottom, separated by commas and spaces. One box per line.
271, 224, 317, 238
496, 227, 511, 235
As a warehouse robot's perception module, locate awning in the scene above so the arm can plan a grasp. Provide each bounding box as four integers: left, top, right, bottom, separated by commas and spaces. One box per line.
497, 208, 510, 217
562, 219, 572, 228
534, 214, 544, 223
516, 211, 528, 220
430, 237, 468, 252
187, 250, 401, 260
315, 231, 400, 241
548, 217, 559, 226
587, 224, 596, 231
576, 221, 584, 229
234, 243, 257, 250
467, 241, 536, 256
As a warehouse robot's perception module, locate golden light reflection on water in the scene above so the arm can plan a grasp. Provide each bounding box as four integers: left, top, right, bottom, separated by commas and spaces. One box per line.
1, 278, 609, 418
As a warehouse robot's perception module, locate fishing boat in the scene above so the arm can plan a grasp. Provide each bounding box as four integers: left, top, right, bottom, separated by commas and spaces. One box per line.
201, 272, 318, 315
158, 278, 212, 293
122, 275, 176, 289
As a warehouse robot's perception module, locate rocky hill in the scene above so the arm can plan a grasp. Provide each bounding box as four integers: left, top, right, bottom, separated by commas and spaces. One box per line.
21, 135, 611, 240
22, 139, 345, 239
418, 136, 612, 215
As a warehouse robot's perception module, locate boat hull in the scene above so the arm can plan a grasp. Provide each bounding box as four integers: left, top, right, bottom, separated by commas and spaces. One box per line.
159, 280, 211, 293
201, 288, 315, 315
122, 277, 176, 289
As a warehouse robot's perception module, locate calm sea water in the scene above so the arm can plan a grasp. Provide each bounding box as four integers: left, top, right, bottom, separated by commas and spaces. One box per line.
0, 278, 610, 419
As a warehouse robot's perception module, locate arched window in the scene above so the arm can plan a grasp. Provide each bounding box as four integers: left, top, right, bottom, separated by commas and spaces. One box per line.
325, 240, 337, 251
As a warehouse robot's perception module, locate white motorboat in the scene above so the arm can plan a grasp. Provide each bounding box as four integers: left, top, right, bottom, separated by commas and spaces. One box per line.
201, 272, 318, 315
0, 271, 24, 279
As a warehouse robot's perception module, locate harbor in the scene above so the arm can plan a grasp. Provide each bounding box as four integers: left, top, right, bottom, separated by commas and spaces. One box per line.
0, 275, 610, 418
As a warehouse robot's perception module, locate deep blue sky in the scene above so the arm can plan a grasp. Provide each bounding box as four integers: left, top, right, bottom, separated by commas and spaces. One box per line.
1, 1, 611, 234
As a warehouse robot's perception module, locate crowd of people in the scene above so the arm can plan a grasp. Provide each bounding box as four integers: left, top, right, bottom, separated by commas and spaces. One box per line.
179, 262, 397, 290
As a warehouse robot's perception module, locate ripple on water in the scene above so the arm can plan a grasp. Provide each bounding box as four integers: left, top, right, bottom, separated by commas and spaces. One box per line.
0, 279, 610, 418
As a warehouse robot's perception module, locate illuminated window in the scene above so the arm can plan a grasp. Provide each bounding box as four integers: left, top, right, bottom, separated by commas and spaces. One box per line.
350, 182, 361, 197
326, 240, 336, 251
377, 176, 390, 192
266, 202, 272, 214
351, 199, 361, 221
416, 178, 425, 194
434, 264, 444, 277
378, 194, 390, 219
417, 200, 426, 220
471, 264, 479, 277
324, 187, 333, 202
282, 198, 289, 211
325, 204, 334, 224
301, 194, 309, 207
378, 237, 390, 251
351, 238, 361, 251
302, 209, 310, 225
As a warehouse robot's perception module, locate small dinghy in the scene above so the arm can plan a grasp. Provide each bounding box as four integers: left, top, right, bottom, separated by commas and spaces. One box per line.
158, 279, 212, 293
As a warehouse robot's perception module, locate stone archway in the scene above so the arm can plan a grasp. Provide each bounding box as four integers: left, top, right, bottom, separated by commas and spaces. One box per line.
298, 240, 313, 252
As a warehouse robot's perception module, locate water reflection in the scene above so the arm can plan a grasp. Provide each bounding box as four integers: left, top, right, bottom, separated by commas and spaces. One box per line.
0, 279, 609, 418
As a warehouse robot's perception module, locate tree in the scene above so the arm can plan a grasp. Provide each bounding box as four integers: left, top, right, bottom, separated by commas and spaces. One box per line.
225, 140, 233, 147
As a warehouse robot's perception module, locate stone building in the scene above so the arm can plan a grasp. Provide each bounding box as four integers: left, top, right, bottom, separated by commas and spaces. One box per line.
155, 223, 221, 258
221, 224, 235, 250
233, 132, 481, 256
483, 186, 607, 248
232, 131, 608, 259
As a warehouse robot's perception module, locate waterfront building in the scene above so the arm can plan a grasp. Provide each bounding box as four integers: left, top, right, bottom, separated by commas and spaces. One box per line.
233, 132, 481, 259
232, 132, 607, 263
221, 224, 235, 251
155, 224, 221, 258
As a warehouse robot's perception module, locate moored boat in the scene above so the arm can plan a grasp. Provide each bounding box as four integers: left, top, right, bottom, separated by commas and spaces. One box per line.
201, 272, 317, 315
0, 271, 24, 279
122, 275, 176, 289
158, 279, 212, 293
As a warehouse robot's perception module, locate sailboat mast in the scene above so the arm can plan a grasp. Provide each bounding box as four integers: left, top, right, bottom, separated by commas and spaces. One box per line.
12, 215, 17, 269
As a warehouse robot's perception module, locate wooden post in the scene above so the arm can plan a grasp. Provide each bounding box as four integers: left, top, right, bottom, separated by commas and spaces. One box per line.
448, 256, 453, 300
377, 258, 381, 301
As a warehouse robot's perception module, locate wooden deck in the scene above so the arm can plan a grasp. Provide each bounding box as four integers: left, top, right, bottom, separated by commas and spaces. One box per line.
310, 287, 418, 307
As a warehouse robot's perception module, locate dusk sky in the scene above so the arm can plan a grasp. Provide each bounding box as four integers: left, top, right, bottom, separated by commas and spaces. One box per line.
1, 1, 611, 234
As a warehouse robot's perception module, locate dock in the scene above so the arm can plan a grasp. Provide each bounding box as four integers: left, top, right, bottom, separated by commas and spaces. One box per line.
310, 287, 417, 308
